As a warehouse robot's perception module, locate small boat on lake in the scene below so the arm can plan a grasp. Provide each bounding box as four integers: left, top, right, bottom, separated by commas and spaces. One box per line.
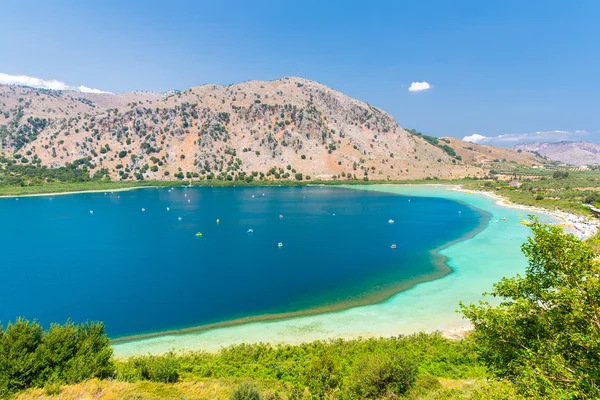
278, 242, 283, 247
216, 218, 220, 224
178, 217, 182, 221
500, 217, 507, 221
388, 219, 394, 224
247, 229, 254, 233
141, 208, 145, 212
279, 214, 283, 219
195, 232, 203, 237
391, 244, 397, 249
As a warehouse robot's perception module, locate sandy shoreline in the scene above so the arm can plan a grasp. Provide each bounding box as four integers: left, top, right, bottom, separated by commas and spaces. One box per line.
451, 186, 599, 240
0, 185, 157, 199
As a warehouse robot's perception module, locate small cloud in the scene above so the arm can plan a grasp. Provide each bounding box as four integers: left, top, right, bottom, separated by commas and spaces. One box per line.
408, 81, 431, 92
78, 85, 111, 94
462, 134, 488, 143
0, 72, 112, 94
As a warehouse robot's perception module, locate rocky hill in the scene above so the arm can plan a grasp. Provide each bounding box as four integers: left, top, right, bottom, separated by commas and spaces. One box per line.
0, 77, 530, 183
515, 141, 600, 166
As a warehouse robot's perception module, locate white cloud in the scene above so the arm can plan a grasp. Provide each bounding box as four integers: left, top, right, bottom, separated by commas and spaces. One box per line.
462, 130, 592, 147
462, 134, 488, 143
78, 85, 110, 94
0, 72, 112, 94
408, 81, 431, 92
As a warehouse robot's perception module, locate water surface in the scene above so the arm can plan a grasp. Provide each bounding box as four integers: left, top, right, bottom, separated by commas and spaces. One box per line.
0, 186, 485, 338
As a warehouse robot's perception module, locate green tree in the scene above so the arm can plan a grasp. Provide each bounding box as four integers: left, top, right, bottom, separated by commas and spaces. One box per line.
461, 218, 600, 398
230, 382, 261, 400
344, 352, 417, 398
0, 319, 112, 398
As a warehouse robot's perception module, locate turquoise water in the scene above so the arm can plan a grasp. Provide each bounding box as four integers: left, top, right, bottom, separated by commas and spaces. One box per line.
0, 186, 485, 339
112, 185, 556, 356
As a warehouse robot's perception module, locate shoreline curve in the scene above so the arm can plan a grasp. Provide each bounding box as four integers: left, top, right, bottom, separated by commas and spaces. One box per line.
111, 186, 490, 345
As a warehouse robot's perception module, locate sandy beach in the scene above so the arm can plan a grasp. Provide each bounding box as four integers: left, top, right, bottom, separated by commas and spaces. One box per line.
452, 186, 599, 240
0, 185, 160, 199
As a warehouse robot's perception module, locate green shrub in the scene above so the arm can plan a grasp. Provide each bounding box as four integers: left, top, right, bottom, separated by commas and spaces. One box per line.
134, 354, 180, 383
301, 349, 340, 397
230, 382, 261, 400
0, 319, 112, 398
43, 382, 61, 396
414, 374, 442, 392
344, 352, 417, 398
462, 220, 600, 398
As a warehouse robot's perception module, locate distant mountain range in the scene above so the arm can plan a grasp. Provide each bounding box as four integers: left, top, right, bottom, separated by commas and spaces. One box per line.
0, 77, 541, 182
514, 141, 600, 165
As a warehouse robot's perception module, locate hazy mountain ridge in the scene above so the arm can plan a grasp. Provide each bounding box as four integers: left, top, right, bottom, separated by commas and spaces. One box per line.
515, 141, 600, 165
0, 77, 533, 182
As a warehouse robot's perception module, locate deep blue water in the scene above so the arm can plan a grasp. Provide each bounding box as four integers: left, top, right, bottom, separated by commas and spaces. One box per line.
0, 186, 486, 337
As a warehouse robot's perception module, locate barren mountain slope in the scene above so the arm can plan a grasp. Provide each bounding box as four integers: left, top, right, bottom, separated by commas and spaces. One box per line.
515, 141, 600, 165
1, 77, 485, 182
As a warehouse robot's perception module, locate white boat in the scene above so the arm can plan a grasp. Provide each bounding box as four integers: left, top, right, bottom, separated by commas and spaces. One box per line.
90, 210, 93, 215
279, 214, 283, 219
178, 217, 182, 221
247, 229, 254, 233
388, 219, 394, 224
278, 242, 283, 247
141, 208, 145, 212
166, 207, 170, 211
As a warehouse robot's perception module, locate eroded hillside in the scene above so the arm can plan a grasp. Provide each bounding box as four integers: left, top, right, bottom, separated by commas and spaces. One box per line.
0, 78, 520, 183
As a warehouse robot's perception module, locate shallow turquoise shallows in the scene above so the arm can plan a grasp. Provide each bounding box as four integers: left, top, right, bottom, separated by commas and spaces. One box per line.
0, 186, 485, 339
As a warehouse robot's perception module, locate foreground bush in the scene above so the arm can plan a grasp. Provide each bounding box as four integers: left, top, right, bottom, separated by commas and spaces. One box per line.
0, 319, 112, 398
345, 352, 417, 398
230, 382, 261, 400
114, 333, 484, 398
462, 218, 600, 398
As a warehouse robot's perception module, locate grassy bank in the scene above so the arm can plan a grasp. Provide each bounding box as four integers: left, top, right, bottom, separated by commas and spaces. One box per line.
10, 331, 512, 400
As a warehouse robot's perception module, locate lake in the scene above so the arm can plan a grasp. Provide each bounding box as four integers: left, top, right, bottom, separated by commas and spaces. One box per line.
0, 186, 487, 338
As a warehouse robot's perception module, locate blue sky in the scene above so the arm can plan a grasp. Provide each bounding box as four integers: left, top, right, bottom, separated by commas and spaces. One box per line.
0, 0, 598, 146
